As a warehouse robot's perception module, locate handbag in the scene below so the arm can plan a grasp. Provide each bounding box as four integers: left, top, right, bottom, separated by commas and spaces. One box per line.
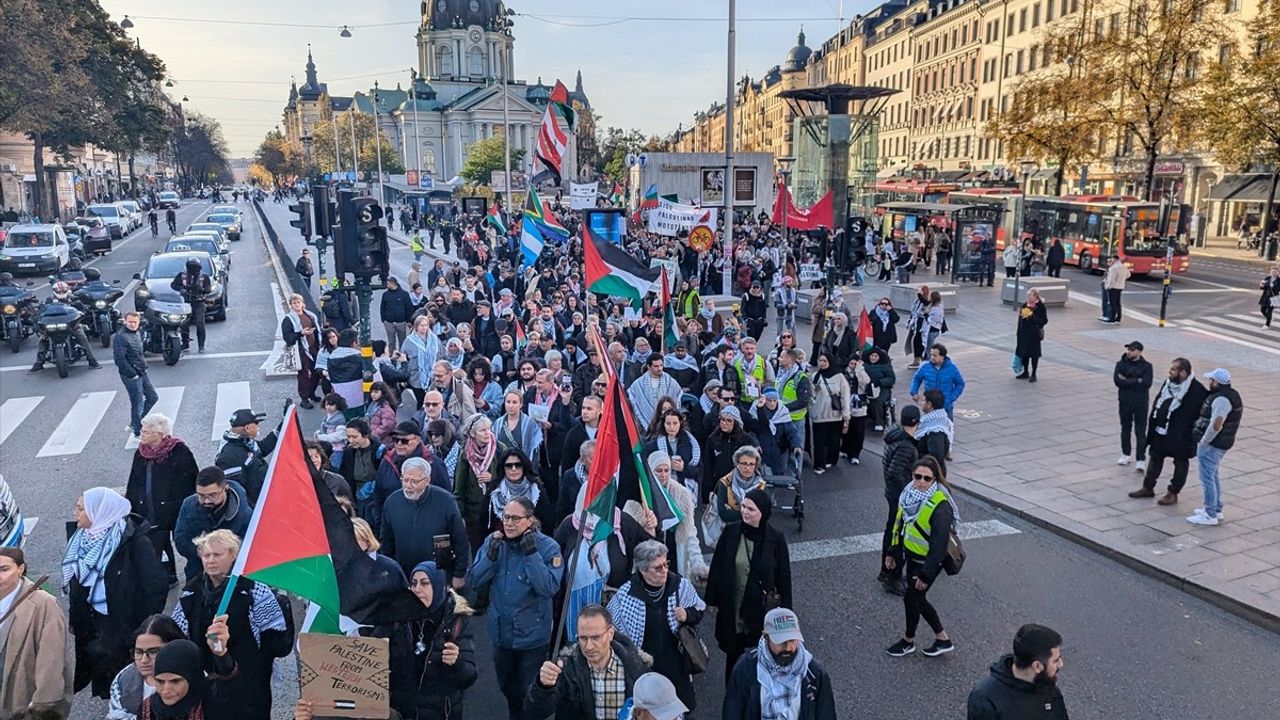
677, 625, 710, 675
1011, 354, 1024, 375
700, 497, 724, 547
942, 528, 966, 575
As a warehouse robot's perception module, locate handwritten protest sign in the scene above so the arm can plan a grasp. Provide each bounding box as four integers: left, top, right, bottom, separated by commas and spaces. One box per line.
298, 634, 391, 718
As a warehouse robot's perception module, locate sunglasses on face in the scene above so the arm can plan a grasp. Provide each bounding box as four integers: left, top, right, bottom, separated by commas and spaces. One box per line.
394, 437, 415, 445
912, 473, 935, 481
504, 462, 523, 469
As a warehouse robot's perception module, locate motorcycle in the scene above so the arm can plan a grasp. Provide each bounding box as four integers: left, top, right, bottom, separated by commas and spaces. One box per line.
140, 289, 190, 366
0, 284, 39, 353
34, 302, 87, 378
74, 280, 124, 348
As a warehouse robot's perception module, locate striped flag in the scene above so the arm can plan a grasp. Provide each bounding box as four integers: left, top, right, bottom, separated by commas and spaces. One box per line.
533, 104, 568, 186
520, 219, 546, 268
524, 188, 570, 240
549, 79, 576, 131
609, 181, 624, 205
584, 223, 659, 307
486, 201, 506, 235
641, 183, 660, 209
659, 266, 678, 353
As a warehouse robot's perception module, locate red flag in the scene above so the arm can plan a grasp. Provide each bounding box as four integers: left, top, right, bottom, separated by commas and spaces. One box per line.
856, 307, 875, 352
772, 186, 834, 230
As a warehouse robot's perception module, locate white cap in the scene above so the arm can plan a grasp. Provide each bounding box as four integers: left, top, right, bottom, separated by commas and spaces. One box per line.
631, 672, 687, 720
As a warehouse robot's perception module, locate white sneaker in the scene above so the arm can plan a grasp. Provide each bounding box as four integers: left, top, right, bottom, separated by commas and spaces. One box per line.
874, 425, 885, 432
1187, 512, 1220, 526
1116, 455, 1131, 466
1135, 460, 1146, 472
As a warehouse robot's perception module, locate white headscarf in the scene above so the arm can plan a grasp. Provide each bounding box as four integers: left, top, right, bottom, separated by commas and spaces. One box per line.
80, 487, 133, 537
61, 487, 133, 614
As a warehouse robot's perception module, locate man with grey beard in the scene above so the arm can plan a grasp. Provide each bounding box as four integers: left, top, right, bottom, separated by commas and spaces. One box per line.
378, 456, 469, 586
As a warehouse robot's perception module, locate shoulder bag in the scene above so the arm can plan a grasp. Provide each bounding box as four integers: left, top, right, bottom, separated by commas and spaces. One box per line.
700, 493, 725, 547
942, 528, 966, 575
677, 625, 710, 674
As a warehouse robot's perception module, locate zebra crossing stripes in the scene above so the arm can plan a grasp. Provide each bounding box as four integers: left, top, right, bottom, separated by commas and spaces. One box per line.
124, 386, 185, 449
0, 396, 43, 446
37, 391, 116, 457
1179, 313, 1280, 356
211, 381, 252, 441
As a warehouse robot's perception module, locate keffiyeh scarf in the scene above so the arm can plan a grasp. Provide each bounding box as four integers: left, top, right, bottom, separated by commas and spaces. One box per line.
756, 635, 812, 720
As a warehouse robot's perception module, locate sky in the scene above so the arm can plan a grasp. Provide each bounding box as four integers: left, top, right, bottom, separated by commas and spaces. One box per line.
99, 0, 876, 157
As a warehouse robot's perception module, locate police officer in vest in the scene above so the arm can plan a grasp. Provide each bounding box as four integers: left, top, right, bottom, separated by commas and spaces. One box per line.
1187, 368, 1244, 527
171, 257, 211, 353
774, 348, 811, 477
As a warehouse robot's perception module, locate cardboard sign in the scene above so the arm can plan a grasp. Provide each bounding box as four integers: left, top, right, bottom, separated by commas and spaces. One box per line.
570, 182, 598, 210
799, 263, 822, 282
298, 634, 391, 718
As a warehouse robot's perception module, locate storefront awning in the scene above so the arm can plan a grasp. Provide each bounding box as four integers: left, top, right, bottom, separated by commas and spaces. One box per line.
1030, 167, 1059, 180
1228, 174, 1278, 203
958, 170, 990, 183
385, 180, 429, 195
934, 170, 968, 182
877, 165, 904, 179
1208, 174, 1263, 201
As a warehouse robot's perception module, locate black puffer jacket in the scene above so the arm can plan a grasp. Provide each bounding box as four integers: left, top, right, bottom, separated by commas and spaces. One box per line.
125, 441, 199, 531
880, 426, 919, 500
967, 654, 1069, 720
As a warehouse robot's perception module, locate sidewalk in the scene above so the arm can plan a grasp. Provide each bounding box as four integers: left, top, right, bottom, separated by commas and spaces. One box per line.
861, 273, 1280, 629
1197, 236, 1275, 266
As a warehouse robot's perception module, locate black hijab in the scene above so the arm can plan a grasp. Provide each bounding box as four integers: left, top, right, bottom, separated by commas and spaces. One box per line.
817, 351, 842, 380
149, 639, 205, 719
742, 488, 773, 542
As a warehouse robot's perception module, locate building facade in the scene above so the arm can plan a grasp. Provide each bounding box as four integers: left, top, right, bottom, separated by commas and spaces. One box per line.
281, 0, 589, 188
673, 0, 1268, 226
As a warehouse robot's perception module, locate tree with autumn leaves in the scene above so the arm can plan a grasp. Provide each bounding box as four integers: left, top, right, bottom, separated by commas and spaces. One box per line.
1198, 0, 1280, 257
988, 0, 1235, 200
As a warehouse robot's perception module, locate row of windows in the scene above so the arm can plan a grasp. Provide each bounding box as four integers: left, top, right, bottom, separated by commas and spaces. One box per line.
868, 39, 911, 72
915, 54, 980, 94
986, 0, 1078, 44
916, 17, 980, 63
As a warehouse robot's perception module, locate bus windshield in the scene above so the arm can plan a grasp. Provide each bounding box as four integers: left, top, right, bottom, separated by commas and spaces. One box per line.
1123, 206, 1187, 255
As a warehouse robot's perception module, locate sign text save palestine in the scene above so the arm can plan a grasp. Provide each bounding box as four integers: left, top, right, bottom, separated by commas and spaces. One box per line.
299, 634, 390, 718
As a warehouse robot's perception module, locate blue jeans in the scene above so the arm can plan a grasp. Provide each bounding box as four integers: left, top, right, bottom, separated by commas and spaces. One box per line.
1197, 445, 1227, 516
122, 373, 159, 436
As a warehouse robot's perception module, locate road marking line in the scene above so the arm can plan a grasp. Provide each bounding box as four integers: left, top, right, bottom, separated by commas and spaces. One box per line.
125, 386, 184, 449
1124, 288, 1253, 295
1178, 320, 1280, 356
1066, 291, 1165, 326
0, 350, 270, 372
0, 397, 43, 446
1170, 275, 1245, 290
211, 381, 251, 441
787, 519, 1020, 562
1213, 315, 1278, 334
37, 391, 115, 457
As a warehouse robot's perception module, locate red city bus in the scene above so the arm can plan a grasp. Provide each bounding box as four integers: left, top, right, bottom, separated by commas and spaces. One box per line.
945, 188, 1024, 251
871, 179, 959, 205
1022, 195, 1190, 274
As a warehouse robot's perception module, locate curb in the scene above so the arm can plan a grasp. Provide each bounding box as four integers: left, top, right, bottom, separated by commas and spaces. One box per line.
250, 201, 303, 380
1193, 246, 1275, 267
860, 438, 1280, 635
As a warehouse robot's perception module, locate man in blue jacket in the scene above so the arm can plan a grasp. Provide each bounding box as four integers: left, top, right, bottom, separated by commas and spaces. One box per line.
909, 342, 966, 418
469, 496, 564, 720
379, 276, 415, 350
173, 467, 252, 582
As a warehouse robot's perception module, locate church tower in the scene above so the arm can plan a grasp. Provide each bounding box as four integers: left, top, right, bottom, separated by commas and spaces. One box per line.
416, 0, 514, 82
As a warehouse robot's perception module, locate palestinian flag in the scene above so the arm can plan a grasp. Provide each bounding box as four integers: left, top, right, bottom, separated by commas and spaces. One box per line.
609, 182, 624, 205
549, 79, 576, 131
584, 223, 659, 307
486, 201, 507, 235
225, 405, 424, 633
514, 317, 527, 350
855, 307, 875, 353
641, 183, 660, 210
659, 266, 678, 352
533, 104, 568, 187
524, 189, 569, 240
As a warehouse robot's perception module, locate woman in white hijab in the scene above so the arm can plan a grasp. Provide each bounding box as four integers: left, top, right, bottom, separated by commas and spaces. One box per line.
62, 487, 169, 698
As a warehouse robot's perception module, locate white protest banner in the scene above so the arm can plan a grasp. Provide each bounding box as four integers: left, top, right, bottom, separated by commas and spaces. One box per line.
650, 258, 680, 293
647, 199, 718, 237
799, 263, 822, 282
569, 182, 598, 210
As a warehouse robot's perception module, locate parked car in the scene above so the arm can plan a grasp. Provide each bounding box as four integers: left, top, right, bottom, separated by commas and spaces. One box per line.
119, 200, 143, 227
133, 251, 228, 321
210, 205, 241, 218
0, 475, 27, 548
0, 224, 71, 275
157, 190, 181, 209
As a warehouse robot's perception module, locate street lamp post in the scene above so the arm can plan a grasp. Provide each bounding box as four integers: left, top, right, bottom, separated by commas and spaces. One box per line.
411, 69, 422, 184
777, 154, 795, 271
496, 10, 515, 215
1014, 159, 1036, 306
722, 0, 737, 296
373, 82, 386, 205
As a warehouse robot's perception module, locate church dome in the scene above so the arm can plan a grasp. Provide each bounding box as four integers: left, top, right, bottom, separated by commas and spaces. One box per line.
782, 29, 812, 73
428, 0, 505, 29
526, 77, 551, 105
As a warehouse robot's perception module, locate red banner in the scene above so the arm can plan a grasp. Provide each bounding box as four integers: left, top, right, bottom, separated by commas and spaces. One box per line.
771, 186, 834, 230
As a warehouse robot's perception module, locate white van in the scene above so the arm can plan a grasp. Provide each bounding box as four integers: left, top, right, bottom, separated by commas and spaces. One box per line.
0, 223, 70, 274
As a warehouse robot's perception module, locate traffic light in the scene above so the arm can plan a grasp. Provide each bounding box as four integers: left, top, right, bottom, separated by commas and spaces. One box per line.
350, 198, 388, 279
312, 185, 333, 238
289, 199, 312, 239
334, 189, 356, 277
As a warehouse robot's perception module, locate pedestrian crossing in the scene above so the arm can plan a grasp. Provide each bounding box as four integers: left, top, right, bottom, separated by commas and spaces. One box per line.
0, 381, 261, 460
1178, 313, 1280, 355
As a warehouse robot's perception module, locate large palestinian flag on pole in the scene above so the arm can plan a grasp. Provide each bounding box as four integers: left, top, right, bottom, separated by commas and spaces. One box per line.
224, 405, 424, 633
659, 266, 678, 352
584, 223, 659, 307
855, 307, 875, 353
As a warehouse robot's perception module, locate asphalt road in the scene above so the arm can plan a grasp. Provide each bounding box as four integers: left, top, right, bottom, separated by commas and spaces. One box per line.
9, 206, 1277, 719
